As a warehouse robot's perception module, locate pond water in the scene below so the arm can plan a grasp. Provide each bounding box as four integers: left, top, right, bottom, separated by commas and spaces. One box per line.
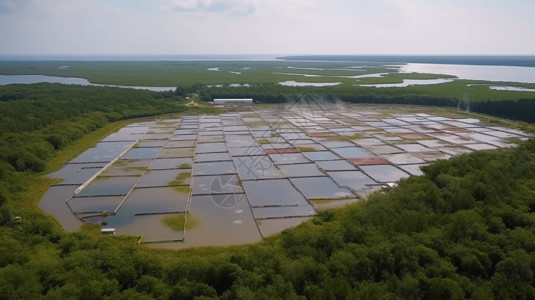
118, 213, 184, 242
233, 156, 285, 179
252, 205, 316, 219
327, 171, 378, 194
290, 177, 352, 199
68, 195, 124, 213
316, 160, 357, 171
278, 163, 324, 177
302, 151, 340, 161
137, 169, 191, 187
186, 195, 262, 247
123, 147, 162, 159
399, 164, 426, 176
40, 185, 84, 231
195, 142, 228, 153
228, 146, 265, 156
40, 104, 533, 248
268, 153, 310, 165
78, 176, 140, 197
192, 175, 243, 195
49, 163, 107, 185
258, 217, 313, 237
331, 147, 375, 158
101, 159, 151, 176
106, 187, 189, 227
243, 179, 304, 207
150, 158, 192, 170
195, 152, 232, 162
72, 141, 134, 163
159, 148, 194, 158
193, 161, 236, 176
360, 165, 410, 183
384, 153, 426, 164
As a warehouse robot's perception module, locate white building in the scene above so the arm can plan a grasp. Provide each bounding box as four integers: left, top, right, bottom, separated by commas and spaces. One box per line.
213, 98, 253, 105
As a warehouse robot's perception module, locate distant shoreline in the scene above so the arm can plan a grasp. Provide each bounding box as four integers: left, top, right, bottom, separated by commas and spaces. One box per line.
1, 54, 535, 67
278, 55, 535, 68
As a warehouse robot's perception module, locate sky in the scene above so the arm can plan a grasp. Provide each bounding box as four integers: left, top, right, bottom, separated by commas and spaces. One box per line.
0, 0, 534, 55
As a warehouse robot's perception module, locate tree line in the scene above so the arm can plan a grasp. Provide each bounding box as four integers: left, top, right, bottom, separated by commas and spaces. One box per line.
198, 84, 535, 123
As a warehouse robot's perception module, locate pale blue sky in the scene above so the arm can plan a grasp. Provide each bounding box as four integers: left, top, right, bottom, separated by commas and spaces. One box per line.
0, 0, 533, 55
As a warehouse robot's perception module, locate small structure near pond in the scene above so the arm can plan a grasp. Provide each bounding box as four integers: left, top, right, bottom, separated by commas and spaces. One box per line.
212, 98, 253, 105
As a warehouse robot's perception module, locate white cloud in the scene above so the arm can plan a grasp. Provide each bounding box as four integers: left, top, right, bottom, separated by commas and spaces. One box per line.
0, 0, 533, 55
167, 0, 257, 15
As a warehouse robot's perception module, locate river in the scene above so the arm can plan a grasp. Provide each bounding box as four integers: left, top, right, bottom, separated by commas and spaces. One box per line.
0, 74, 176, 92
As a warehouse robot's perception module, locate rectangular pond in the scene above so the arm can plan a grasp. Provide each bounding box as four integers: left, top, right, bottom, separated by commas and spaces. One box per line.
40, 104, 534, 248
233, 156, 285, 180
290, 177, 353, 199
242, 179, 305, 207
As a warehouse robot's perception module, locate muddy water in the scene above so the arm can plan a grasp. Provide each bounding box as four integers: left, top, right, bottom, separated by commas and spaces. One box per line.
258, 217, 312, 237
68, 195, 124, 213
118, 213, 184, 242
106, 187, 189, 227
184, 195, 262, 247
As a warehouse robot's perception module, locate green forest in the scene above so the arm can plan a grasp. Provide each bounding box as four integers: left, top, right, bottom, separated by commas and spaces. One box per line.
1, 83, 535, 299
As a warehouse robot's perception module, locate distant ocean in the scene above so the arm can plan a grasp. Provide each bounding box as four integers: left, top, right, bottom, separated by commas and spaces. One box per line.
0, 54, 281, 61
278, 55, 535, 68
2, 54, 535, 67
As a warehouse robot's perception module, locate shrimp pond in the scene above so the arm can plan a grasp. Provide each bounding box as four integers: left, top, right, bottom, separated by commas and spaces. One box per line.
40, 104, 532, 249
